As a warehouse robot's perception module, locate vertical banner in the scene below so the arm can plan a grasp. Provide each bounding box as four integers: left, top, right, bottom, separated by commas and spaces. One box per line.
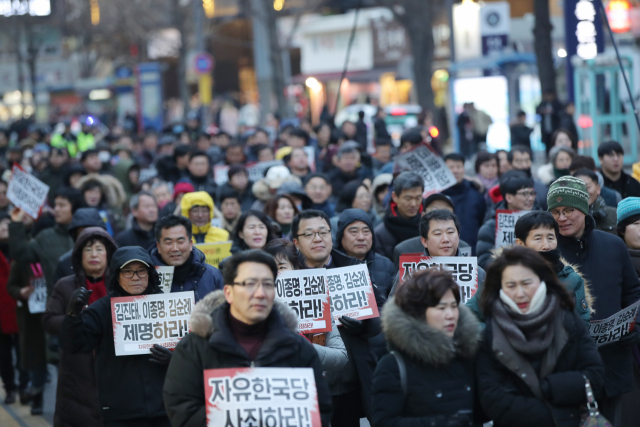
394, 144, 456, 195
589, 300, 640, 347
156, 266, 175, 294
399, 255, 479, 304
7, 165, 50, 219
495, 210, 530, 248
195, 242, 233, 269
204, 367, 322, 427
275, 269, 331, 334
111, 291, 195, 355
325, 265, 380, 325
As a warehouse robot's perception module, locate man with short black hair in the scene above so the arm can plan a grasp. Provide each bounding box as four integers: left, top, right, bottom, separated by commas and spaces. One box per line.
218, 187, 242, 234
598, 140, 640, 199
285, 147, 311, 180
163, 249, 332, 427
81, 149, 102, 174
476, 170, 537, 269
304, 173, 334, 217
216, 164, 256, 212
374, 172, 424, 260
150, 214, 223, 301
569, 155, 621, 207
287, 128, 310, 148
442, 153, 486, 254
179, 151, 217, 198
508, 145, 548, 209
327, 142, 373, 197
115, 192, 159, 249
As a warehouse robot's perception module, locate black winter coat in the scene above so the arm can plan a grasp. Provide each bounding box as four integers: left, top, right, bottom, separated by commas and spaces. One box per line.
477, 309, 605, 427
216, 182, 257, 212
602, 169, 640, 200
162, 291, 332, 427
475, 200, 506, 270
115, 219, 156, 251
557, 215, 640, 398
372, 301, 483, 427
442, 180, 486, 254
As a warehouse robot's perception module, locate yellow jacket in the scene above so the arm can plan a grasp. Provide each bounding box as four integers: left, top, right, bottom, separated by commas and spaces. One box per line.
180, 192, 230, 243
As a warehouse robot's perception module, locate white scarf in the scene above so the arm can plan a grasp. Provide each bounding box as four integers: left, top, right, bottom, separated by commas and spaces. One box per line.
499, 282, 547, 315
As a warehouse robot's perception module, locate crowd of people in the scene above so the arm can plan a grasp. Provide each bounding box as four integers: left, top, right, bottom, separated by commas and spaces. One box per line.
1, 114, 640, 427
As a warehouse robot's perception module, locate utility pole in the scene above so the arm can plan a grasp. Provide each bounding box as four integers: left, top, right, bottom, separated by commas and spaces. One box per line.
250, 0, 274, 125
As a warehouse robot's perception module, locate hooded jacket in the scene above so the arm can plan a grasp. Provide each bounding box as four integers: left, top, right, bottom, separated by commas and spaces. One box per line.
75, 173, 127, 234
43, 227, 117, 427
374, 203, 422, 260
371, 173, 393, 218
372, 301, 483, 427
557, 214, 640, 398
149, 246, 223, 302
115, 219, 156, 250
60, 247, 168, 423
441, 180, 487, 254
163, 291, 333, 427
180, 192, 230, 244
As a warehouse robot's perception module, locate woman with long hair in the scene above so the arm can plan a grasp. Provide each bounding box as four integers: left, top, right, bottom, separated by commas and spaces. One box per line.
230, 210, 277, 254
263, 194, 299, 237
477, 246, 604, 426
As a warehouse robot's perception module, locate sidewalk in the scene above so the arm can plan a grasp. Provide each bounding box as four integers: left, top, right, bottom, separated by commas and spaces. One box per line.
0, 365, 56, 427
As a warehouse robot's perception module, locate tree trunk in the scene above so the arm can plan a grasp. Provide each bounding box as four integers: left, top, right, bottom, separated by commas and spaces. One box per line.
14, 22, 25, 114
175, 0, 191, 118
406, 21, 435, 113
267, 2, 288, 119
25, 24, 39, 111
533, 0, 556, 95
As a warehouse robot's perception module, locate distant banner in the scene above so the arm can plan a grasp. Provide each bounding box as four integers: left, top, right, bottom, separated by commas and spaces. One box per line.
204, 367, 322, 427
325, 265, 379, 325
214, 165, 230, 185
399, 255, 479, 304
589, 300, 640, 347
495, 210, 530, 248
275, 269, 331, 334
28, 264, 47, 314
195, 242, 233, 269
111, 291, 194, 356
247, 160, 284, 183
7, 165, 49, 218
156, 266, 175, 294
395, 144, 456, 195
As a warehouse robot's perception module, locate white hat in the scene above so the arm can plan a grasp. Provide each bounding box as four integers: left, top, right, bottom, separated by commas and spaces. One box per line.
265, 165, 291, 189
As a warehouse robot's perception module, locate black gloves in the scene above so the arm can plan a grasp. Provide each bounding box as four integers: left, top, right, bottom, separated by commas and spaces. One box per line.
149, 344, 173, 365
446, 410, 473, 427
340, 316, 365, 334
618, 328, 640, 346
67, 288, 93, 316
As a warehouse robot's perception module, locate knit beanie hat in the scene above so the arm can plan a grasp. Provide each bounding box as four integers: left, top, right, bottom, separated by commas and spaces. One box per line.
617, 197, 640, 225
547, 176, 589, 215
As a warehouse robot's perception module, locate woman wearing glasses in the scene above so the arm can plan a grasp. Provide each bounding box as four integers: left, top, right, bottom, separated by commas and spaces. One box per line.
43, 227, 117, 427
60, 246, 172, 427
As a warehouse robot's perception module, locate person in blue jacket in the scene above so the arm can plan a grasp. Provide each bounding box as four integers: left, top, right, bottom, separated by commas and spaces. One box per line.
149, 215, 223, 302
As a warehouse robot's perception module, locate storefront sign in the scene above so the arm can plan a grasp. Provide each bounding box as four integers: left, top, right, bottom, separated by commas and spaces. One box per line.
565, 0, 605, 60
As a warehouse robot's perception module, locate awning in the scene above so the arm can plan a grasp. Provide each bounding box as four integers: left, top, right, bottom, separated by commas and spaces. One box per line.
449, 53, 537, 72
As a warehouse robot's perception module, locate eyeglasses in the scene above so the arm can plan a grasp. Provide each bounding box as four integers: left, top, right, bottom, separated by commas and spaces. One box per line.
120, 269, 149, 279
296, 230, 331, 240
233, 280, 276, 291
550, 208, 576, 219
516, 190, 537, 198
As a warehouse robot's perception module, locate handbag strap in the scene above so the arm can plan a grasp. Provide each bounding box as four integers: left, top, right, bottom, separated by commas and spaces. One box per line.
390, 351, 407, 396
583, 375, 600, 417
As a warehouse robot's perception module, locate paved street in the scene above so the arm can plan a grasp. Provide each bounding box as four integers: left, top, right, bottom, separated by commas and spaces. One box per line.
0, 365, 56, 427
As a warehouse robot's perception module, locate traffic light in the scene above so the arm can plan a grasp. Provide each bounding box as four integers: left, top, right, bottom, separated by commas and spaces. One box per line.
203, 0, 215, 18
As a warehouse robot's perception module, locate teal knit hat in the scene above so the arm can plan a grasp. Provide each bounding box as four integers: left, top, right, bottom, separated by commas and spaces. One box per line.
617, 197, 640, 225
547, 176, 590, 215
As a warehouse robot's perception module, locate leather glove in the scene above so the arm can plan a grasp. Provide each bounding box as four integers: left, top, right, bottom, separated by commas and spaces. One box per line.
149, 344, 173, 365
66, 288, 93, 316
446, 410, 473, 427
339, 316, 365, 334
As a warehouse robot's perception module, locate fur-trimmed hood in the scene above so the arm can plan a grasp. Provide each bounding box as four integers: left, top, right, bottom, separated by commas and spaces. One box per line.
75, 173, 127, 208
251, 175, 301, 202
382, 296, 482, 366
189, 290, 299, 338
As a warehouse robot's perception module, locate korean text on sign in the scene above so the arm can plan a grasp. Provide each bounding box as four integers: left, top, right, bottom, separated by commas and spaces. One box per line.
195, 242, 233, 269
7, 165, 50, 219
588, 300, 640, 347
204, 367, 322, 427
399, 255, 479, 304
495, 210, 530, 248
395, 144, 456, 195
156, 266, 175, 294
110, 291, 195, 356
275, 269, 331, 334
325, 265, 380, 326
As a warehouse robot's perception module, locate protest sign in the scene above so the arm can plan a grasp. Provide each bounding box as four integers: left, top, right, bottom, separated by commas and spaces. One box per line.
28, 264, 47, 314
495, 210, 530, 248
110, 291, 195, 356
139, 167, 158, 183
325, 264, 380, 325
195, 242, 233, 268
399, 255, 479, 304
459, 246, 472, 257
247, 160, 283, 183
588, 300, 640, 347
214, 165, 230, 185
275, 269, 331, 334
7, 165, 49, 218
303, 146, 316, 172
394, 144, 456, 195
204, 367, 322, 427
156, 266, 175, 294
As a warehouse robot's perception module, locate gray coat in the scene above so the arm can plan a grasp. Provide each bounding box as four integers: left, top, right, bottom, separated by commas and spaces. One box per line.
314, 322, 353, 396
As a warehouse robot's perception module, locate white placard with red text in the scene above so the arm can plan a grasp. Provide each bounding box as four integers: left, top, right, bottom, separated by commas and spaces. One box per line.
495, 210, 530, 248
156, 266, 175, 294
326, 264, 379, 326
275, 269, 331, 334
589, 300, 640, 347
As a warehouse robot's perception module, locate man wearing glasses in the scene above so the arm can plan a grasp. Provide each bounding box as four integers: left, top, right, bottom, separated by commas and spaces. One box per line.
550, 176, 640, 426
292, 210, 381, 427
476, 170, 539, 269
163, 250, 332, 427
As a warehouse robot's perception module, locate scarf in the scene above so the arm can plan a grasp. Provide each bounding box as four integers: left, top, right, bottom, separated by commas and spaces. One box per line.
538, 249, 564, 274
553, 167, 570, 180
383, 202, 422, 244
85, 276, 107, 305
172, 252, 195, 286
492, 290, 559, 356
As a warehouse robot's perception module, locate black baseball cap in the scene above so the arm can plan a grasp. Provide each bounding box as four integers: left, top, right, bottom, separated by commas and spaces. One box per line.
423, 193, 454, 210
110, 247, 152, 271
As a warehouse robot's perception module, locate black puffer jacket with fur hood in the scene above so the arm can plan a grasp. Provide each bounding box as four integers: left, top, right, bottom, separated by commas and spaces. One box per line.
163, 290, 333, 427
371, 298, 484, 427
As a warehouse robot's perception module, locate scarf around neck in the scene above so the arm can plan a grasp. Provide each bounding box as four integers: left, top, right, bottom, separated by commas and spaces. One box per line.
383, 203, 421, 244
